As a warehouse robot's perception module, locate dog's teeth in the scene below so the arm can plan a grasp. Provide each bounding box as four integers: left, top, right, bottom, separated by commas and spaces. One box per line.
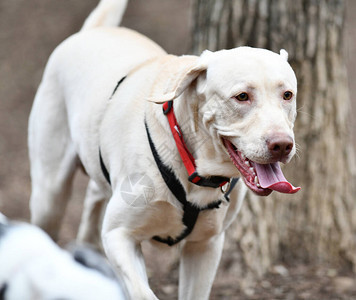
245, 161, 251, 167
250, 167, 255, 174
241, 153, 245, 159
255, 178, 261, 187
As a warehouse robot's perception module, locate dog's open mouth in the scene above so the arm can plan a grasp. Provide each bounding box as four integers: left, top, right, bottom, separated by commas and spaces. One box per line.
223, 139, 300, 196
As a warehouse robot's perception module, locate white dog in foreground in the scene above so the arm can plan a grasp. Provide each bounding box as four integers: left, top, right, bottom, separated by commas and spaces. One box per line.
28, 0, 300, 299
0, 213, 127, 299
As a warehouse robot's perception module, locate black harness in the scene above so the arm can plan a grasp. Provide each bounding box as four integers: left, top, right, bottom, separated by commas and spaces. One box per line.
99, 76, 239, 246
145, 122, 238, 245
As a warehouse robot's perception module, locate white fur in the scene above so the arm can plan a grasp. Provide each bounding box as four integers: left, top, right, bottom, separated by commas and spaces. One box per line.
0, 217, 126, 299
28, 1, 298, 299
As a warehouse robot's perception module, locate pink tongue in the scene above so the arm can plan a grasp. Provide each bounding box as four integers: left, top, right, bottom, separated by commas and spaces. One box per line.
252, 162, 300, 194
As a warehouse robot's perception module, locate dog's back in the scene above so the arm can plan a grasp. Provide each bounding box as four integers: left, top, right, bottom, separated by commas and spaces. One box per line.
28, 0, 165, 240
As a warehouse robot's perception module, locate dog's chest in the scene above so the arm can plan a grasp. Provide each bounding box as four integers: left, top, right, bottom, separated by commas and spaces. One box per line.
186, 204, 228, 242
132, 195, 228, 244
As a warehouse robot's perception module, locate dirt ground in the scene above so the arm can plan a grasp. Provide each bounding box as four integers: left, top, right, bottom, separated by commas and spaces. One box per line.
151, 263, 356, 299
1, 0, 356, 299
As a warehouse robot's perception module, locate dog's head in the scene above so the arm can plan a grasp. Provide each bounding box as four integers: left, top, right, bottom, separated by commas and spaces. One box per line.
149, 47, 300, 196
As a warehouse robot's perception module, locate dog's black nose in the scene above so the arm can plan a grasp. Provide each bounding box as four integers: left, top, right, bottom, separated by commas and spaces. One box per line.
267, 134, 293, 161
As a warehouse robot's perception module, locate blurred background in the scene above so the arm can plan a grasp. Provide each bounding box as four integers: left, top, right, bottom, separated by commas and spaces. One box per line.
1, 0, 356, 299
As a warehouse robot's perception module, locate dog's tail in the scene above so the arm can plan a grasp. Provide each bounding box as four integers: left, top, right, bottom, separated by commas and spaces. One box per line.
81, 0, 128, 31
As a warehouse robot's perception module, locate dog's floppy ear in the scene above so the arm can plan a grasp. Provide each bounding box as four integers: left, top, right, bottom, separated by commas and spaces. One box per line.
148, 55, 207, 103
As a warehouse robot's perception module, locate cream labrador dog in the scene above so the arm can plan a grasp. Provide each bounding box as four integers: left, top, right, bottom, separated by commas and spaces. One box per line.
29, 0, 300, 299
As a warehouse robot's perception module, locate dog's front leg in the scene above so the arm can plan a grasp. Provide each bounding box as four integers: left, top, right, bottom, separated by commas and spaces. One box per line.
179, 232, 225, 300
102, 200, 158, 300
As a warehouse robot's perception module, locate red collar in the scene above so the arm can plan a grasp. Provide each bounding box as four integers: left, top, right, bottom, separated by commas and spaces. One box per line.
162, 101, 229, 188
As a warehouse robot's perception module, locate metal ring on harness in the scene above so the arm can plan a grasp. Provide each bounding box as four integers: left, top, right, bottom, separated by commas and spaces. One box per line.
220, 179, 231, 194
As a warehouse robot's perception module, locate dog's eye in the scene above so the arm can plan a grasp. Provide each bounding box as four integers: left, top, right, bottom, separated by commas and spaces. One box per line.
283, 91, 293, 100
235, 93, 249, 102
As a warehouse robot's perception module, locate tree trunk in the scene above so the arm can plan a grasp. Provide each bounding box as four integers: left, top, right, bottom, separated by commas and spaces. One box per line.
192, 0, 356, 280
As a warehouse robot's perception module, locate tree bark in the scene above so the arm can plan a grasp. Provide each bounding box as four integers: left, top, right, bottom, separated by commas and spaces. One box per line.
192, 0, 356, 279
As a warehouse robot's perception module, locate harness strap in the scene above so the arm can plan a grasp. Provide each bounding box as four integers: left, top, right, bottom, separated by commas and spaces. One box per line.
224, 177, 239, 202
99, 148, 111, 185
162, 101, 230, 188
98, 121, 232, 246
99, 76, 128, 185
145, 121, 222, 246
98, 75, 239, 246
109, 76, 127, 100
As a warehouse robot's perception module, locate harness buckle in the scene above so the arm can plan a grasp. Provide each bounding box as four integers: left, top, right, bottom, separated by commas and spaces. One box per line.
220, 179, 231, 194
188, 171, 201, 184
